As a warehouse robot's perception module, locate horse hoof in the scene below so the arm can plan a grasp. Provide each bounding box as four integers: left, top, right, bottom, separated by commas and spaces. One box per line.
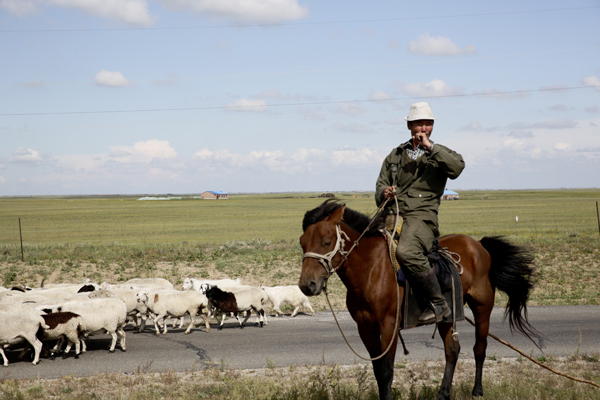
121, 348, 127, 352
62, 354, 68, 360
75, 354, 79, 359
218, 326, 223, 331
109, 349, 115, 353
50, 355, 56, 361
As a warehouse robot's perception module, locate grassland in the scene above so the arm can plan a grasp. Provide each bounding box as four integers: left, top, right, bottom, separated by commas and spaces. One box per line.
1, 190, 599, 398
1, 189, 599, 310
1, 356, 599, 400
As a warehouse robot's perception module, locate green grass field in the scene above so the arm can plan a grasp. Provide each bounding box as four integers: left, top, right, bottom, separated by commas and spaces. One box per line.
2, 189, 599, 246
1, 189, 599, 306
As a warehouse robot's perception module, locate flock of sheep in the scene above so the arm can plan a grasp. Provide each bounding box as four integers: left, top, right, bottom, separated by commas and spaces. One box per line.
0, 276, 315, 367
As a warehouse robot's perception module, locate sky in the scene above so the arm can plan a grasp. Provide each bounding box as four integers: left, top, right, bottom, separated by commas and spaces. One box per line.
1, 0, 599, 196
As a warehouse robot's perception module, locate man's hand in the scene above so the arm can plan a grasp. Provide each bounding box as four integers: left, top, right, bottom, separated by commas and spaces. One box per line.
413, 132, 432, 151
383, 186, 396, 199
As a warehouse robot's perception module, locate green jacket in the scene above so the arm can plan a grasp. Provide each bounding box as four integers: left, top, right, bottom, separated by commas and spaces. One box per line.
375, 141, 465, 224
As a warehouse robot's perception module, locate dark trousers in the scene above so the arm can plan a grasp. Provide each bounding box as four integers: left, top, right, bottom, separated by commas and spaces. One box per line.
394, 216, 438, 274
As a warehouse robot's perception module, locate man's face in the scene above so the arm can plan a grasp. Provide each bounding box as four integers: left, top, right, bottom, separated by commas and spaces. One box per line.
407, 119, 434, 139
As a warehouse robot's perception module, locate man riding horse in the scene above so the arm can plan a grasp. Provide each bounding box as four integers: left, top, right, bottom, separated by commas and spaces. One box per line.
376, 102, 465, 324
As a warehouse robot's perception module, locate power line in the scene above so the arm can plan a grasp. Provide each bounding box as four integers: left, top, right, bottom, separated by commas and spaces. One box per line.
1, 85, 597, 117
1, 6, 598, 33
6, 46, 600, 88
1, 89, 595, 135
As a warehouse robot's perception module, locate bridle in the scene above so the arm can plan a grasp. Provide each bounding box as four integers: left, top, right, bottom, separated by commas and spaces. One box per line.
301, 224, 351, 279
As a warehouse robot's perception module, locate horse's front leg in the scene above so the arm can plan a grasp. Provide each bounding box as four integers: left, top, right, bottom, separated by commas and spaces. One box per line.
357, 323, 397, 400
436, 322, 461, 400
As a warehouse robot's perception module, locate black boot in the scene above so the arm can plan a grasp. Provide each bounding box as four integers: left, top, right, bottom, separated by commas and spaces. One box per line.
409, 269, 450, 324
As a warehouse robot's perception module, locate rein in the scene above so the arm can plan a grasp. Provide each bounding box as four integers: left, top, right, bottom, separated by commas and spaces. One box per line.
303, 197, 402, 361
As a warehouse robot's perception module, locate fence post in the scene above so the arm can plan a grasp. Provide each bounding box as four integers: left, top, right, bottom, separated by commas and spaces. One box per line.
597, 201, 600, 236
19, 218, 24, 262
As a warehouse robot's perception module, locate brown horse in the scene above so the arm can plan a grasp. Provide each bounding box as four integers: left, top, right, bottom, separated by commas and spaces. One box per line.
298, 200, 538, 400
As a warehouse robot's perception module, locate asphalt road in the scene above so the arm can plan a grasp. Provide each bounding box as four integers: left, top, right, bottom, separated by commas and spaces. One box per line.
2, 305, 599, 380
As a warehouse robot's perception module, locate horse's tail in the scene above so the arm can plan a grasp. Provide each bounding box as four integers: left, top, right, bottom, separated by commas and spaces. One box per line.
480, 236, 541, 341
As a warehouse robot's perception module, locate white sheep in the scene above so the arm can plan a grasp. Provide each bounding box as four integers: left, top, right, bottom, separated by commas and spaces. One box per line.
122, 278, 174, 289
136, 289, 211, 335
260, 285, 315, 317
52, 298, 127, 353
89, 288, 150, 333
182, 277, 242, 292
0, 310, 49, 366
200, 284, 268, 330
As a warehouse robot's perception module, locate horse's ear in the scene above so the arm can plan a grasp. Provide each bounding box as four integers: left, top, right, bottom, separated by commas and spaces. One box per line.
327, 205, 345, 224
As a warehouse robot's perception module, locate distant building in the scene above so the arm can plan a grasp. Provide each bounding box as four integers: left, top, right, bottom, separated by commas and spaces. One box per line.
442, 189, 459, 200
319, 193, 335, 198
200, 191, 229, 200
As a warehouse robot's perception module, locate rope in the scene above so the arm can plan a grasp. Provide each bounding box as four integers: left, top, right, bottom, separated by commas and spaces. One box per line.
464, 317, 600, 389
324, 284, 401, 361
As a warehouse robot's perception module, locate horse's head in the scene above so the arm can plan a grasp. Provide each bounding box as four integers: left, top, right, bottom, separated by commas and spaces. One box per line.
298, 205, 345, 297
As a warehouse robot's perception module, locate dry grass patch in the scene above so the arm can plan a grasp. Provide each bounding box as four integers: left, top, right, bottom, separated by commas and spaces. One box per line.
1, 357, 599, 400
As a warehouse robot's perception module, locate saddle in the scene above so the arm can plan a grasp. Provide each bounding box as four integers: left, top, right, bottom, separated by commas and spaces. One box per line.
383, 233, 465, 330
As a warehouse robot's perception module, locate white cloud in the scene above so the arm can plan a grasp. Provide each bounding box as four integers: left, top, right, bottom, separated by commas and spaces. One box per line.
585, 106, 599, 113
0, 0, 38, 16
133, 139, 178, 159
9, 147, 44, 163
554, 142, 571, 150
369, 90, 392, 101
408, 33, 476, 56
400, 79, 464, 97
225, 98, 268, 112
333, 102, 366, 116
50, 0, 155, 26
532, 119, 577, 130
1, 0, 156, 25
94, 70, 134, 87
191, 146, 382, 173
157, 0, 309, 24
331, 147, 380, 167
581, 76, 600, 92
459, 122, 483, 131
331, 122, 373, 133
507, 130, 534, 138
548, 104, 570, 112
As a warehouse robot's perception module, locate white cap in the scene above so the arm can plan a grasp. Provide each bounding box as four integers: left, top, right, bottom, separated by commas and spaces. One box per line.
405, 102, 436, 121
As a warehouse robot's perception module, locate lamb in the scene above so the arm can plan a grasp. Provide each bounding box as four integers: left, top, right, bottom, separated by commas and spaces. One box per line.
136, 289, 211, 335
260, 285, 315, 317
0, 310, 49, 366
200, 284, 268, 330
51, 298, 127, 353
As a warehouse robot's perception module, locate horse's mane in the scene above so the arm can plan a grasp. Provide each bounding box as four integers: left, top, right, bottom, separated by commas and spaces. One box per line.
302, 199, 385, 237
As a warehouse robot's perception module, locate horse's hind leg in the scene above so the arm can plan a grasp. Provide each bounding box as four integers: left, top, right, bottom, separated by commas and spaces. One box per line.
468, 301, 493, 397
436, 322, 461, 400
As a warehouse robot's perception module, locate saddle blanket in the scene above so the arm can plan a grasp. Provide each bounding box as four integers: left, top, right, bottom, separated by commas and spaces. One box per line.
383, 232, 465, 330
